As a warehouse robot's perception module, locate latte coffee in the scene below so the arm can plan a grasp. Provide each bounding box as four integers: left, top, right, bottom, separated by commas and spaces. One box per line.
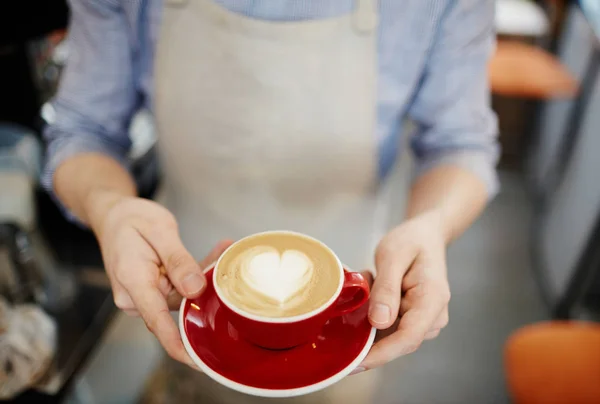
215, 232, 341, 318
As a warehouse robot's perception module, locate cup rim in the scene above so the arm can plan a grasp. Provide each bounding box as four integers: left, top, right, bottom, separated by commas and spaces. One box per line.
212, 230, 345, 324
179, 265, 377, 398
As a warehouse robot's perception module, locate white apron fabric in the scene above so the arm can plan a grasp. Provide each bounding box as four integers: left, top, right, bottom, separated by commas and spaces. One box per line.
154, 0, 388, 402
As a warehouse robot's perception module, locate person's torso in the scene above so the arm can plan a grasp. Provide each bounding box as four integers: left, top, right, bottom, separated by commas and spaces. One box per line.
122, 0, 449, 179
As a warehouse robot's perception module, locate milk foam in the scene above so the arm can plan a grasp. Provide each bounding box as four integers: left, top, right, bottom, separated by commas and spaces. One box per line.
216, 234, 341, 318
241, 247, 313, 304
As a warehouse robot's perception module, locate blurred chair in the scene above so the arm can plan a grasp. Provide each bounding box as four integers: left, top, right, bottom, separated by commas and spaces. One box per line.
490, 0, 576, 167
490, 39, 578, 99
504, 321, 600, 404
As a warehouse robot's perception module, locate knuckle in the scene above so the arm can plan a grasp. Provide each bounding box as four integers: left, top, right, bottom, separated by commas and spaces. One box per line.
423, 280, 450, 303
410, 282, 428, 299
374, 278, 398, 298
165, 217, 179, 230
404, 340, 422, 355
375, 242, 393, 261
375, 240, 400, 265
438, 290, 450, 306
378, 242, 411, 262
111, 256, 132, 284
105, 255, 120, 275
440, 311, 450, 328
159, 212, 178, 230
425, 330, 441, 340
112, 265, 129, 285
411, 261, 431, 278
113, 293, 133, 310
113, 265, 133, 287
165, 251, 191, 272
145, 212, 178, 239
146, 223, 171, 245
439, 287, 451, 304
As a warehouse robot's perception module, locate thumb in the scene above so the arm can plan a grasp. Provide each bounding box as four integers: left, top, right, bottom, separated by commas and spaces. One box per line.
164, 240, 235, 310
370, 243, 417, 329
164, 248, 205, 298
145, 226, 206, 298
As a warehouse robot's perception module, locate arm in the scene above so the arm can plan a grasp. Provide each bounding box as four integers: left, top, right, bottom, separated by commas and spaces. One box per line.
405, 165, 487, 244
405, 0, 499, 242
362, 0, 499, 370
43, 0, 219, 366
54, 154, 136, 232
43, 0, 139, 227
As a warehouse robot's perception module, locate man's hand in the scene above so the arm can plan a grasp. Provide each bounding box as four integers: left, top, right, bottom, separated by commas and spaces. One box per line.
359, 210, 451, 371
94, 195, 232, 368
53, 154, 235, 367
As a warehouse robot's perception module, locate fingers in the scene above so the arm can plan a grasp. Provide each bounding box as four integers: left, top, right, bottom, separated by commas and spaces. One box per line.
424, 329, 441, 340
116, 239, 234, 318
400, 297, 449, 331
361, 252, 450, 369
375, 304, 447, 345
369, 242, 418, 329
124, 309, 140, 317
166, 289, 184, 310
113, 286, 136, 311
162, 241, 233, 310
373, 317, 400, 343
157, 273, 174, 296
361, 287, 444, 369
143, 223, 206, 298
127, 280, 194, 366
431, 308, 449, 330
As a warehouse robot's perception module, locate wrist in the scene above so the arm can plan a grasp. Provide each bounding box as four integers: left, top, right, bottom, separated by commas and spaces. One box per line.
84, 188, 134, 236
409, 208, 453, 245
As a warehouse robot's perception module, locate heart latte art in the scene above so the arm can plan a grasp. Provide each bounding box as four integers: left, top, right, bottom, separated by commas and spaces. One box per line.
216, 233, 341, 318
242, 248, 314, 304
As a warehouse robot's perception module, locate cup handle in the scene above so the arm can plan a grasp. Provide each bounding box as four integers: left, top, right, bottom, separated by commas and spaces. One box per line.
330, 271, 370, 318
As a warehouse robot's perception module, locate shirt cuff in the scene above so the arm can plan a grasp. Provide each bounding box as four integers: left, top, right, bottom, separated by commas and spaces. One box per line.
414, 150, 500, 200
41, 133, 131, 225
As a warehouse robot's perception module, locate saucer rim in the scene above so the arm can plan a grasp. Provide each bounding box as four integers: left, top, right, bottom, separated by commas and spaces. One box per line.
179, 264, 376, 398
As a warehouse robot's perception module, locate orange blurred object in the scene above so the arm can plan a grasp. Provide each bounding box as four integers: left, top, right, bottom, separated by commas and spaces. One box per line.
48, 29, 67, 44
489, 40, 578, 99
505, 321, 600, 404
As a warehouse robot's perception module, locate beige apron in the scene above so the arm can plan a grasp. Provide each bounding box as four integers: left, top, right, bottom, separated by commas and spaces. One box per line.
154, 0, 386, 402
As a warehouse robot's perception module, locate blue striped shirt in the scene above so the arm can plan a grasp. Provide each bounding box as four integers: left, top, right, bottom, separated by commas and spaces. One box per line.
43, 0, 500, 201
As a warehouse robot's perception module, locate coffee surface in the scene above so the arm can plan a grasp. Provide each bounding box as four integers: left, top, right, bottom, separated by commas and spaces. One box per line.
215, 233, 341, 318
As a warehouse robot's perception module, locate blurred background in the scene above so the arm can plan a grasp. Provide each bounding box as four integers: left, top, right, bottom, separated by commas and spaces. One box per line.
1, 0, 599, 403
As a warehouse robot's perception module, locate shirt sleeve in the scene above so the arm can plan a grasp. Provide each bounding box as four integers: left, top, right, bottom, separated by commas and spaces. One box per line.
407, 0, 500, 198
42, 0, 139, 203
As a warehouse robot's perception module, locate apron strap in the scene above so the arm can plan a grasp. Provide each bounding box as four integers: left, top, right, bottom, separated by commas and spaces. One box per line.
354, 0, 378, 34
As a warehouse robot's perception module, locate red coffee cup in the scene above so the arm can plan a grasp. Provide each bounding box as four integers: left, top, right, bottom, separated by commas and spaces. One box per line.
212, 231, 370, 350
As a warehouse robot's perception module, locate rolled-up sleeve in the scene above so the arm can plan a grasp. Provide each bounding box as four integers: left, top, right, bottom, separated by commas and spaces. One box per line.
408, 0, 500, 198
42, 0, 138, 197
